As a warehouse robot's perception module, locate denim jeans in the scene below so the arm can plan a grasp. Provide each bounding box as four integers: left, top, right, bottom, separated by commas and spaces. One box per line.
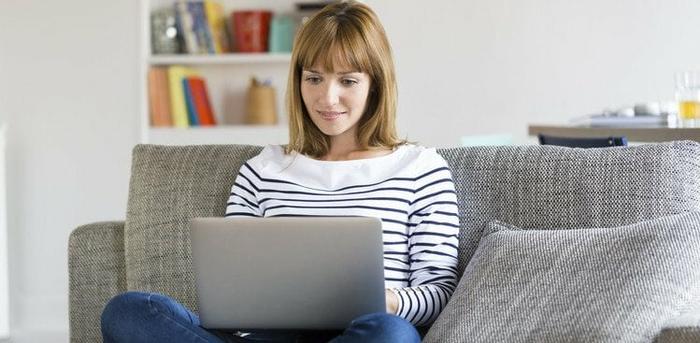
101, 291, 421, 343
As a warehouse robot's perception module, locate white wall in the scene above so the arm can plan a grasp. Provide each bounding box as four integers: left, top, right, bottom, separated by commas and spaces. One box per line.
0, 0, 699, 340
0, 0, 139, 339
0, 125, 8, 339
369, 0, 700, 147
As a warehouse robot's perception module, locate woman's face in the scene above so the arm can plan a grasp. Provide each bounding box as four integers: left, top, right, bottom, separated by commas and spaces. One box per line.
300, 61, 372, 143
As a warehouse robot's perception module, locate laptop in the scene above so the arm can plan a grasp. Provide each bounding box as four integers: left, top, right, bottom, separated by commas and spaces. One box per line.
189, 217, 386, 330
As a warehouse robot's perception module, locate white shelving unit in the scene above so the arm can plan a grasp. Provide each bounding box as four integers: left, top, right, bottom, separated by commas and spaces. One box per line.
148, 53, 292, 65
140, 0, 296, 145
149, 125, 289, 145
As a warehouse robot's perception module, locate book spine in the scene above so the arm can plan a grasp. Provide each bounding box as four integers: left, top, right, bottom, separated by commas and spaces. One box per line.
190, 77, 216, 126
175, 0, 199, 54
188, 1, 214, 54
167, 66, 194, 127
147, 67, 173, 127
203, 0, 226, 53
183, 78, 200, 126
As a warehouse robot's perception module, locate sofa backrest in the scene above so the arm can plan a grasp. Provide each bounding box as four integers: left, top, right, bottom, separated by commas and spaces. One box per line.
438, 141, 700, 275
124, 144, 263, 312
124, 141, 700, 312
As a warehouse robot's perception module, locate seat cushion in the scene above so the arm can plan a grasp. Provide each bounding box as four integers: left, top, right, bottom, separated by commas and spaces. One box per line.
424, 212, 700, 342
124, 144, 263, 312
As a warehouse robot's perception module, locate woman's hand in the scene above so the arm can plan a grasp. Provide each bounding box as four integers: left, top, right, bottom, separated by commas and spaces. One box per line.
385, 289, 398, 314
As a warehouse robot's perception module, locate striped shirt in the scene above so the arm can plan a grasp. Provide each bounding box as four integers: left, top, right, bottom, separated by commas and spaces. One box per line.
225, 144, 460, 326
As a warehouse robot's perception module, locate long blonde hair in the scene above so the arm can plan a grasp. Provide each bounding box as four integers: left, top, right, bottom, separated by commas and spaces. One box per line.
285, 0, 405, 158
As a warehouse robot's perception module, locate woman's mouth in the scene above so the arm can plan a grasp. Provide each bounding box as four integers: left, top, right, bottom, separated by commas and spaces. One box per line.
318, 111, 345, 120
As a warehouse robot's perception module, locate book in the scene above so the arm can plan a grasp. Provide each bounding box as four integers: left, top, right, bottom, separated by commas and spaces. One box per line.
174, 0, 199, 54
188, 1, 214, 54
182, 78, 200, 126
147, 67, 173, 127
167, 66, 199, 127
187, 77, 217, 126
203, 0, 229, 53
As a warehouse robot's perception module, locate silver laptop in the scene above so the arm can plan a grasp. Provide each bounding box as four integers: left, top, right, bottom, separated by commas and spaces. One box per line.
189, 217, 386, 330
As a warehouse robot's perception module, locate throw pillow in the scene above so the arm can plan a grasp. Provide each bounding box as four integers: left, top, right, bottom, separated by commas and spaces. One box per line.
423, 212, 700, 342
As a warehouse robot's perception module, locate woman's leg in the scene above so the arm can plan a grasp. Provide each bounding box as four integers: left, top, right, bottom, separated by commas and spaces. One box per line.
328, 313, 421, 343
101, 291, 228, 343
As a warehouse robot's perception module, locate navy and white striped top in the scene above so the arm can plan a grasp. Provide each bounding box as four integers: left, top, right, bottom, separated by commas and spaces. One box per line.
225, 144, 460, 326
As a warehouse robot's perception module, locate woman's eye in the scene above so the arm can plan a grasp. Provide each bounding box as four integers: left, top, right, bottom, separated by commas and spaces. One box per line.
341, 79, 358, 86
305, 76, 321, 84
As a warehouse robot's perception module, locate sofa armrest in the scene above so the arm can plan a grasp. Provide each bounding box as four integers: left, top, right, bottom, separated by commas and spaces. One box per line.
655, 310, 700, 342
68, 221, 127, 343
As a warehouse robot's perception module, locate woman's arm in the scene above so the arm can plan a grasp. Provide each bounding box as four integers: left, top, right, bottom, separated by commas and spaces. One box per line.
389, 158, 460, 326
225, 163, 262, 217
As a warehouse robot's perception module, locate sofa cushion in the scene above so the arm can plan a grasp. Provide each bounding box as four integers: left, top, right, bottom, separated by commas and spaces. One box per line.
423, 212, 700, 342
437, 141, 700, 278
124, 144, 263, 312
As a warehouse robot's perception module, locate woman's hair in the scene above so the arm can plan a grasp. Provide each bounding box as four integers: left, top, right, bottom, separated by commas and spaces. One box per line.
285, 0, 405, 158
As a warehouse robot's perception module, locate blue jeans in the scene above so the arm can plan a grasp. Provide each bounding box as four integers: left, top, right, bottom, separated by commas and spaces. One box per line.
101, 291, 421, 343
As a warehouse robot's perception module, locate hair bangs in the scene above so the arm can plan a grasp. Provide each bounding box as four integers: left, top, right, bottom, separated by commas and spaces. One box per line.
285, 0, 405, 158
298, 21, 372, 75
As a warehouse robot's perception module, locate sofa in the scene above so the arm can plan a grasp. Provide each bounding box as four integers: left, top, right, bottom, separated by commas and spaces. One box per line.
68, 141, 700, 342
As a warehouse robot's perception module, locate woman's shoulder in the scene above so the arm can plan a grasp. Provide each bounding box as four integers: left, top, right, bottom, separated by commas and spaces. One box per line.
258, 144, 287, 159
245, 144, 291, 168
401, 144, 449, 169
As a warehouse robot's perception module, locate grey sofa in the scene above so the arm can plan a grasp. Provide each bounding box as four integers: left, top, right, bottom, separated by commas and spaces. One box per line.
69, 141, 700, 342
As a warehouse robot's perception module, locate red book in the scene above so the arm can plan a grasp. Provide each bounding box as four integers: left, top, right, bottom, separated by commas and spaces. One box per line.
187, 77, 216, 126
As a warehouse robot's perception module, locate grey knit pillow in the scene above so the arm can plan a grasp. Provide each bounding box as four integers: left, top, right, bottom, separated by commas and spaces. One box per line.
424, 212, 700, 343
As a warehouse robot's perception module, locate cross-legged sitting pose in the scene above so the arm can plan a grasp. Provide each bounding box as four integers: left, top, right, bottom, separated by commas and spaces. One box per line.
101, 1, 460, 342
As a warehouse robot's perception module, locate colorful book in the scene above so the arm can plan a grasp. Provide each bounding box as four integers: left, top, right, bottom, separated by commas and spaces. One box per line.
167, 66, 199, 127
187, 1, 214, 54
182, 78, 199, 126
203, 0, 229, 53
188, 77, 217, 126
175, 0, 199, 54
147, 67, 173, 127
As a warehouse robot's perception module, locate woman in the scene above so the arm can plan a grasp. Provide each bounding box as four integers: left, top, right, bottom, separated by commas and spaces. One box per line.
101, 1, 459, 342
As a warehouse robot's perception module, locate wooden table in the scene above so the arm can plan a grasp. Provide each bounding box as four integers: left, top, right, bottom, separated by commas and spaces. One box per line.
528, 125, 700, 143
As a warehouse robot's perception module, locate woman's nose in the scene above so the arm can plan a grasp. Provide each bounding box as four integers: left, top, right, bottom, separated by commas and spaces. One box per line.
319, 83, 339, 106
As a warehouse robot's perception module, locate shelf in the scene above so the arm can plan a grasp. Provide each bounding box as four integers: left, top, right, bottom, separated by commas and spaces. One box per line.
148, 53, 292, 65
148, 125, 289, 145
528, 124, 700, 142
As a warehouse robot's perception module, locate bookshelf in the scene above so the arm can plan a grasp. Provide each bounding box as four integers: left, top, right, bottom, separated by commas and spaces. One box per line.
148, 53, 292, 65
140, 0, 298, 145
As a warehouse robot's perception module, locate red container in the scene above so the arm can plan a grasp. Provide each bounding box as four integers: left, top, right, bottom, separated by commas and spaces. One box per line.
231, 11, 273, 53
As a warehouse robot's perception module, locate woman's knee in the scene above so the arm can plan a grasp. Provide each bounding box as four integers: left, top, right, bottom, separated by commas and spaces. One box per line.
346, 312, 420, 343
101, 292, 152, 326
101, 291, 153, 339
